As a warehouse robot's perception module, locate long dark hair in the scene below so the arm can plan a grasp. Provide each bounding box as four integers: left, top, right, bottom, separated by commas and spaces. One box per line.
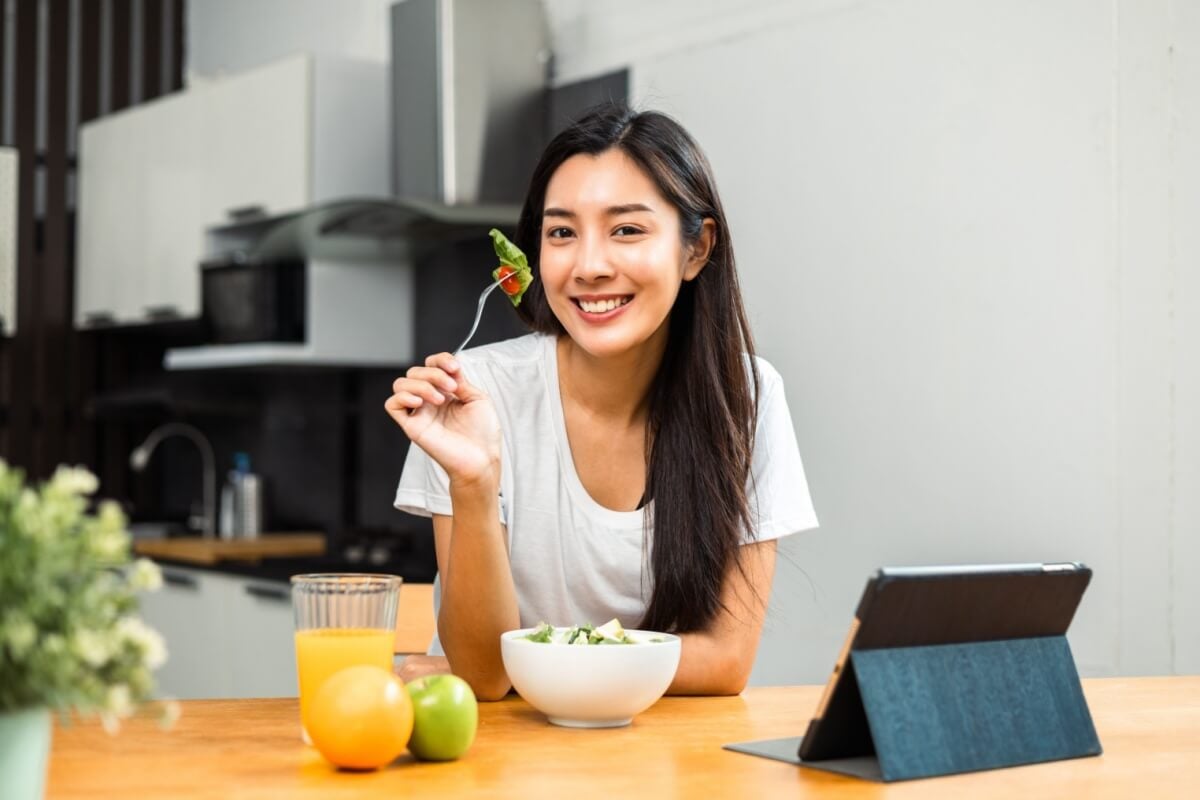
513, 105, 759, 633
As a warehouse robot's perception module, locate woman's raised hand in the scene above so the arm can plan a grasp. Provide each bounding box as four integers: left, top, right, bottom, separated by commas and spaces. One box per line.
385, 353, 501, 486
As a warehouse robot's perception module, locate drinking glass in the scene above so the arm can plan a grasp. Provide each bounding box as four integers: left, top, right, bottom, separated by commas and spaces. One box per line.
291, 573, 402, 742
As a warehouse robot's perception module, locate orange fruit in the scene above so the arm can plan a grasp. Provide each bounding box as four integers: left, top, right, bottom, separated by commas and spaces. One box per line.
307, 665, 414, 770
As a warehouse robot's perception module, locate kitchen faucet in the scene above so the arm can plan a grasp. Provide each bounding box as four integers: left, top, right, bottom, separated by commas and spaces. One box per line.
130, 422, 217, 539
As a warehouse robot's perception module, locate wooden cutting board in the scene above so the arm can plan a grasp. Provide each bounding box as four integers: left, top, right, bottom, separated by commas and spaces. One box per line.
133, 533, 326, 565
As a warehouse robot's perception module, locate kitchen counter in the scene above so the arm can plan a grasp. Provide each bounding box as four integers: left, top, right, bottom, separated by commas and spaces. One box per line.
133, 534, 326, 566
46, 676, 1200, 798
136, 537, 437, 585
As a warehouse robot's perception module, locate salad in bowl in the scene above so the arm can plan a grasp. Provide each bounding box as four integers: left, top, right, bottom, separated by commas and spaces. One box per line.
501, 619, 681, 728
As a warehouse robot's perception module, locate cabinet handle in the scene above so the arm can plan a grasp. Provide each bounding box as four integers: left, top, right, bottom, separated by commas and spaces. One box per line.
162, 570, 199, 590
244, 584, 290, 603
226, 204, 268, 222
143, 305, 181, 321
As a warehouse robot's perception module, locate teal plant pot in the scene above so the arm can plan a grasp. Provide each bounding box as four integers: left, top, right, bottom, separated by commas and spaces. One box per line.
0, 707, 52, 800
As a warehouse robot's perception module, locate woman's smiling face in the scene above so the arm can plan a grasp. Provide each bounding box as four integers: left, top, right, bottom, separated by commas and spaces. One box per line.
539, 148, 711, 361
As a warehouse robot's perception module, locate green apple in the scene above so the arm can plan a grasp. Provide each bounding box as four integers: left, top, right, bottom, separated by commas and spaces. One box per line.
405, 674, 478, 761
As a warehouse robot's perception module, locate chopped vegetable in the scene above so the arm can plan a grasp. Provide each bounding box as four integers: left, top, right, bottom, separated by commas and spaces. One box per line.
521, 618, 639, 645
489, 228, 533, 307
524, 622, 555, 643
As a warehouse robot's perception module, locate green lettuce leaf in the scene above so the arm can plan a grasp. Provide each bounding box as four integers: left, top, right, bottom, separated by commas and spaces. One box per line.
489, 228, 533, 307
489, 228, 529, 270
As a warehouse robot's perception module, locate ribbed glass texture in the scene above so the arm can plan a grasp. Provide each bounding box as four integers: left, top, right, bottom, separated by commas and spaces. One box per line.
290, 573, 403, 631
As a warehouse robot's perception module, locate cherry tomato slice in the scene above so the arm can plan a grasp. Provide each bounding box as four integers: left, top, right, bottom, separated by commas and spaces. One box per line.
496, 265, 522, 296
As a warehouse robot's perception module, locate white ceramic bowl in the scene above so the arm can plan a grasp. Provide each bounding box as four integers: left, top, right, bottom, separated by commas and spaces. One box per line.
500, 627, 682, 728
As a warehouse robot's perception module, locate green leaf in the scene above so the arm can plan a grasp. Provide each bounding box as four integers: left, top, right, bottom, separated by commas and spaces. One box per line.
488, 229, 534, 307
489, 228, 528, 270
524, 622, 554, 643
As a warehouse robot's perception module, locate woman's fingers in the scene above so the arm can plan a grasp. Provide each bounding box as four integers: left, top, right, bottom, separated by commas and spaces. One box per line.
402, 365, 458, 394
425, 352, 461, 375
385, 353, 481, 427
390, 378, 449, 408
384, 390, 425, 412
405, 357, 485, 405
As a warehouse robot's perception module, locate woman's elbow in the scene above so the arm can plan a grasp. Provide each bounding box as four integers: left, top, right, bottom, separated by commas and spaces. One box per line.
442, 653, 512, 701
712, 653, 754, 695
672, 653, 753, 696
466, 675, 512, 702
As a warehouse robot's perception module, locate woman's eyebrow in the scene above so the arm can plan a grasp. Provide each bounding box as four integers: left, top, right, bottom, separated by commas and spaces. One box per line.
542, 203, 655, 219
606, 203, 654, 216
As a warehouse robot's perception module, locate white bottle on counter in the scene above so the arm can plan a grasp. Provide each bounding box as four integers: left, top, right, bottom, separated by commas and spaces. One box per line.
219, 452, 263, 540
219, 482, 236, 540
234, 452, 263, 540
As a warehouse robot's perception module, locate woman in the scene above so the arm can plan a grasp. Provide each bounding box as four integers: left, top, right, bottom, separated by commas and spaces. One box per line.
387, 105, 817, 700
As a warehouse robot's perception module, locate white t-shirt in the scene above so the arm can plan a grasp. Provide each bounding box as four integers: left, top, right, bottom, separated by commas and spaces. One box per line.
394, 333, 818, 654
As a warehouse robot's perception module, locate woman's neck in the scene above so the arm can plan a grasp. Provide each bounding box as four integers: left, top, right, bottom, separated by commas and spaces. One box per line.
556, 328, 667, 427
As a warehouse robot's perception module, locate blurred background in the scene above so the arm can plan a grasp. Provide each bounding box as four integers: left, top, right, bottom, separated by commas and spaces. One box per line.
0, 0, 1194, 693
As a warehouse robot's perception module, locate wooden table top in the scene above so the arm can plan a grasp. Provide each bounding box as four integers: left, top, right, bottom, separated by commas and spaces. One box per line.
46, 676, 1199, 799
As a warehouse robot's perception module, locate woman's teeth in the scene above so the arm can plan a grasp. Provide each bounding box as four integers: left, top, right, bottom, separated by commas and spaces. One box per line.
577, 297, 630, 314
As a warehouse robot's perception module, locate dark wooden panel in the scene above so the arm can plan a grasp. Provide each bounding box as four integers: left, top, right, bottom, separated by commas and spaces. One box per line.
39, 0, 72, 475
79, 0, 101, 124
0, 0, 6, 147
170, 0, 184, 91
0, 0, 187, 473
110, 0, 131, 112
142, 0, 163, 101
9, 0, 39, 470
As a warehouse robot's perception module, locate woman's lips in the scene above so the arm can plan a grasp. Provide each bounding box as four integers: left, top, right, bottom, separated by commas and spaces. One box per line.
571, 295, 633, 322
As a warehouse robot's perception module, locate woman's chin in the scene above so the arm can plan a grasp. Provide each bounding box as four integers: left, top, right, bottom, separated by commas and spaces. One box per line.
561, 325, 667, 364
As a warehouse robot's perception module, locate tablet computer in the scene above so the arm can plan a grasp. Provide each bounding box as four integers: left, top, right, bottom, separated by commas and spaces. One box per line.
726, 561, 1095, 779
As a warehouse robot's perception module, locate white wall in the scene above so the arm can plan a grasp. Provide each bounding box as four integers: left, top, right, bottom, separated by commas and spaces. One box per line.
547, 0, 1198, 685
186, 0, 394, 81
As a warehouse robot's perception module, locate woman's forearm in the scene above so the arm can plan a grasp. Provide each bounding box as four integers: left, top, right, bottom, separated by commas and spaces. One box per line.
665, 541, 777, 696
667, 630, 755, 696
437, 476, 520, 701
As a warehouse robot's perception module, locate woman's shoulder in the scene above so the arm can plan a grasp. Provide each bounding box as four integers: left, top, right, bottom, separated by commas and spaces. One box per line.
744, 353, 785, 400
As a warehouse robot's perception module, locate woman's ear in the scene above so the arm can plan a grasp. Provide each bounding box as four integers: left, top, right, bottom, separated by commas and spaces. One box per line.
683, 218, 717, 281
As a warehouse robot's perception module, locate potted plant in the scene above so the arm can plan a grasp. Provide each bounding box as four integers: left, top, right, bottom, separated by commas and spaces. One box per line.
0, 461, 174, 800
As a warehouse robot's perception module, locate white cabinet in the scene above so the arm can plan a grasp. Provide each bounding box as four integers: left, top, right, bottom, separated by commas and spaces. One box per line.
226, 580, 298, 699
75, 53, 388, 327
138, 565, 299, 700
137, 565, 232, 699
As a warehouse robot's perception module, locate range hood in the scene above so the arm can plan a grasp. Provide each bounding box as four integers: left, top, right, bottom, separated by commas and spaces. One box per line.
198, 196, 520, 265
392, 0, 549, 205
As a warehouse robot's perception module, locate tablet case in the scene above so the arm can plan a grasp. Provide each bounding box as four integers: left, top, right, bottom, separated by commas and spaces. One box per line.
725, 565, 1102, 782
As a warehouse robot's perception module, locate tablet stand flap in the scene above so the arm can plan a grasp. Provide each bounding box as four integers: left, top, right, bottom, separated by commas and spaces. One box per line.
850, 635, 1102, 782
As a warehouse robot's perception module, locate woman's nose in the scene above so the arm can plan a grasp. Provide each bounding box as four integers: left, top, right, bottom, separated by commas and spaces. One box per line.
573, 234, 616, 282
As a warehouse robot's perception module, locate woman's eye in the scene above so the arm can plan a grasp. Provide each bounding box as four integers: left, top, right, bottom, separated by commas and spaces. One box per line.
546, 227, 574, 239
614, 225, 644, 237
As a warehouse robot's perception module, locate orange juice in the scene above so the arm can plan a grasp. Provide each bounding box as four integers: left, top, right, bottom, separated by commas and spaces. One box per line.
295, 628, 394, 735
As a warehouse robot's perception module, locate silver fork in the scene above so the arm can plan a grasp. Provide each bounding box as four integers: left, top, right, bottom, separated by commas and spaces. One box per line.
405, 275, 508, 417
454, 275, 508, 355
